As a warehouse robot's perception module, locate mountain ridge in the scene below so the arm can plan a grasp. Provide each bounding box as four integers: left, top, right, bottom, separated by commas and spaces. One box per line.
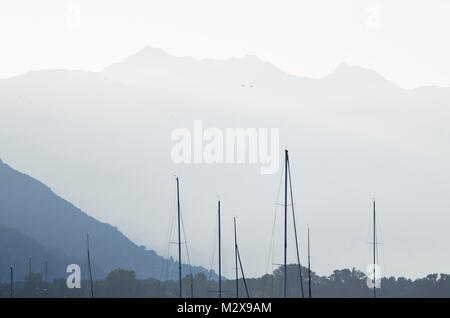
0, 45, 449, 279
0, 158, 216, 282
0, 45, 448, 92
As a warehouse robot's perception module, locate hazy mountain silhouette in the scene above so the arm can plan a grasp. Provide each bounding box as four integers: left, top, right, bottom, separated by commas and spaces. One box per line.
0, 223, 102, 282
0, 46, 449, 279
0, 159, 216, 281
102, 45, 313, 90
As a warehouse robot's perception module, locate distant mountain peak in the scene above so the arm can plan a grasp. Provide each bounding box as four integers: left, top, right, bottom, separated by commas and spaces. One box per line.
140, 45, 171, 57
325, 62, 399, 89
102, 45, 309, 87
103, 46, 406, 90
132, 46, 265, 66
332, 62, 381, 77
123, 45, 173, 64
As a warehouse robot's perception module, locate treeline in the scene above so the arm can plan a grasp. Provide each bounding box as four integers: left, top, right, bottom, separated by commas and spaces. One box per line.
1, 265, 450, 298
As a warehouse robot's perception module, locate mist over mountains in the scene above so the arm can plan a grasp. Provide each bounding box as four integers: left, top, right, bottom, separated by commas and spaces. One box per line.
0, 46, 449, 279
0, 159, 214, 282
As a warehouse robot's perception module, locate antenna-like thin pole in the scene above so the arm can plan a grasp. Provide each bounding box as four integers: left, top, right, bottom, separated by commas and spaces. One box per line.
10, 265, 13, 298
308, 227, 312, 298
218, 200, 222, 298
45, 260, 48, 282
234, 217, 239, 298
373, 200, 376, 299
284, 149, 288, 298
287, 155, 305, 298
87, 233, 94, 298
28, 256, 32, 276
176, 177, 182, 298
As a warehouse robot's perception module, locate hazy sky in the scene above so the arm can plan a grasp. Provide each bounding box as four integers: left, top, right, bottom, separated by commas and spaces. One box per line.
1, 0, 450, 88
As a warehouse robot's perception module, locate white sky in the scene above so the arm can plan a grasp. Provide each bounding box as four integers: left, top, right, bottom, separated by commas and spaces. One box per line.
0, 0, 449, 88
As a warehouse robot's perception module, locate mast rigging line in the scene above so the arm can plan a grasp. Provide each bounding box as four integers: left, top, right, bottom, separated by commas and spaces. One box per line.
284, 149, 288, 298
176, 177, 182, 299
287, 154, 305, 298
159, 176, 195, 297
372, 200, 377, 299
207, 221, 218, 281
237, 246, 250, 298
180, 211, 194, 298
86, 233, 94, 298
234, 217, 250, 298
158, 185, 178, 285
264, 159, 285, 296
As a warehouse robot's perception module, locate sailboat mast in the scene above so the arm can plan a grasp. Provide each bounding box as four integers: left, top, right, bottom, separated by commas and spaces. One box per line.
44, 260, 48, 282
176, 177, 182, 298
237, 247, 250, 298
234, 217, 239, 298
373, 200, 376, 299
10, 265, 13, 298
218, 200, 222, 298
287, 154, 305, 298
308, 227, 312, 298
87, 233, 94, 298
284, 149, 288, 298
86, 233, 94, 298
234, 217, 250, 298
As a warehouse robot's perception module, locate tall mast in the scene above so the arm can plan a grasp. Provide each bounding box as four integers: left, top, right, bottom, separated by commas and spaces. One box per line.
234, 218, 250, 298
44, 260, 48, 282
176, 177, 182, 298
284, 149, 288, 298
287, 154, 305, 298
237, 247, 250, 298
308, 227, 312, 298
10, 265, 13, 298
28, 256, 32, 276
234, 217, 239, 298
87, 233, 94, 298
373, 200, 376, 299
218, 200, 222, 298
